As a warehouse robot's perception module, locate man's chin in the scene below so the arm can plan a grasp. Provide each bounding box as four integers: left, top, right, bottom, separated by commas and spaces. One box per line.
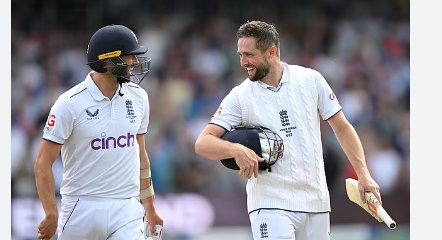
117, 76, 131, 84
248, 74, 258, 82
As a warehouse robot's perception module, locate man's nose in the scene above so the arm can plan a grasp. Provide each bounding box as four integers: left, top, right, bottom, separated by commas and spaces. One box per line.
240, 57, 248, 67
133, 56, 139, 64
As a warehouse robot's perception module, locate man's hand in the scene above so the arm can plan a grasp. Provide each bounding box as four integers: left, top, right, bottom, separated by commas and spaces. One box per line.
233, 144, 264, 179
37, 213, 58, 240
144, 205, 164, 239
357, 175, 382, 205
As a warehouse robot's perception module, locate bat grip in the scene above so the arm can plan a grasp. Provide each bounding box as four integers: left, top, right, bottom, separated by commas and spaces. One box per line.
377, 207, 397, 229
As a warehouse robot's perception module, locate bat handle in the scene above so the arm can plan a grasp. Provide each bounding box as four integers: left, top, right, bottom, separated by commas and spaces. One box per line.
377, 207, 397, 229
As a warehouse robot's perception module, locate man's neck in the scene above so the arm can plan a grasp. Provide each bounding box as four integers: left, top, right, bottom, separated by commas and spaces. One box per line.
91, 72, 119, 99
261, 61, 284, 88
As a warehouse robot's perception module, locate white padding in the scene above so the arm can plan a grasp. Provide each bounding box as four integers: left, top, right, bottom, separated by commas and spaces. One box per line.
139, 185, 155, 199
140, 168, 151, 179
259, 132, 271, 161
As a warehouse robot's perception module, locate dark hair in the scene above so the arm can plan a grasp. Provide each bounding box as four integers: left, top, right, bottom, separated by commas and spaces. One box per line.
236, 20, 280, 57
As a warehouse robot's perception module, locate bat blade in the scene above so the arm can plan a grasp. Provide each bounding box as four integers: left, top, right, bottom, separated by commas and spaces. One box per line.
345, 178, 397, 229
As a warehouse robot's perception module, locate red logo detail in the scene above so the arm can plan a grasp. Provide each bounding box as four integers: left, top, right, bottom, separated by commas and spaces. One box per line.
47, 114, 56, 127
215, 106, 223, 116
271, 141, 284, 158
279, 142, 284, 158
368, 201, 378, 217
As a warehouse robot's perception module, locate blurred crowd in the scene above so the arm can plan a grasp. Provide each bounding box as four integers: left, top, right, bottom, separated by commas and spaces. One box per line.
12, 0, 409, 203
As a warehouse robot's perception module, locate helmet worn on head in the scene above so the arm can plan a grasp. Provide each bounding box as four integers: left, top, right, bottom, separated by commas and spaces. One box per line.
86, 24, 151, 84
220, 126, 284, 172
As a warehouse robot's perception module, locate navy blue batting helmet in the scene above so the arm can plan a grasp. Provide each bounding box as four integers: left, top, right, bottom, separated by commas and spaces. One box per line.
220, 126, 284, 172
86, 24, 151, 84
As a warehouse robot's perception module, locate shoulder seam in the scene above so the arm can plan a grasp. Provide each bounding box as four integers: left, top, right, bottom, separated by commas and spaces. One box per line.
70, 88, 87, 98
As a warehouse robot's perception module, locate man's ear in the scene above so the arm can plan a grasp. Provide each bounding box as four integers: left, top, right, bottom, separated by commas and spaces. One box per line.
268, 45, 278, 58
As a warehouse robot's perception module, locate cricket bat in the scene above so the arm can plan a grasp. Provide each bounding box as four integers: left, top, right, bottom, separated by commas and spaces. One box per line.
345, 178, 397, 229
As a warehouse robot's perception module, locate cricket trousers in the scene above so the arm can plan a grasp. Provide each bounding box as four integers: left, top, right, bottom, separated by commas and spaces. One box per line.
249, 209, 331, 240
57, 195, 145, 240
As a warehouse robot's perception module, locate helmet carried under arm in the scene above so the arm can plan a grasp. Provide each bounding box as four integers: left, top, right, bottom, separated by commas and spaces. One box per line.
220, 126, 284, 172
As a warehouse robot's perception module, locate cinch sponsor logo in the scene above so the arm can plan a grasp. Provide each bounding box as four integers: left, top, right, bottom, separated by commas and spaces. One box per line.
91, 132, 135, 150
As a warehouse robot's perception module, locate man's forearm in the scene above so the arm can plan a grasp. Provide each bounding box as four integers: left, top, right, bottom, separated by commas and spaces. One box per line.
140, 176, 156, 213
335, 125, 371, 178
195, 134, 239, 161
140, 173, 154, 206
141, 195, 155, 213
140, 150, 155, 210
35, 164, 58, 216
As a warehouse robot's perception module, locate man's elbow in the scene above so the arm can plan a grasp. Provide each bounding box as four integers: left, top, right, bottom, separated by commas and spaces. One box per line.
194, 136, 205, 156
34, 159, 46, 177
34, 156, 54, 177
338, 122, 355, 135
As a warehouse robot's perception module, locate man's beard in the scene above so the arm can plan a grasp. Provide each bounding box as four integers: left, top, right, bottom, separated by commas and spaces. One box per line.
117, 76, 130, 84
249, 62, 270, 82
116, 69, 132, 84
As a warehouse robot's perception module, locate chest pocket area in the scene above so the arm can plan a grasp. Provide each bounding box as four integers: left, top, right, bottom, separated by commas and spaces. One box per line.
118, 98, 144, 133
76, 107, 108, 140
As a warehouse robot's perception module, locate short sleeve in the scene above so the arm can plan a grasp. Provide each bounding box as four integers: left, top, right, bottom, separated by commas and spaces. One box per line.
42, 97, 75, 144
138, 90, 150, 134
313, 69, 343, 120
209, 89, 242, 131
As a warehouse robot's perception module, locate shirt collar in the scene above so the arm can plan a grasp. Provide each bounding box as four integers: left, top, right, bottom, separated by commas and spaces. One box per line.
85, 71, 123, 101
257, 61, 290, 89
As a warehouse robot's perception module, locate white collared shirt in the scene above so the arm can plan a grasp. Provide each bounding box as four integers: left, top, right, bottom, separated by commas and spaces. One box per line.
209, 62, 343, 213
210, 62, 341, 131
42, 71, 149, 198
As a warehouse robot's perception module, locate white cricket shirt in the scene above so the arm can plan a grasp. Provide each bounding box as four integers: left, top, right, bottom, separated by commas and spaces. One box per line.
210, 62, 342, 213
43, 71, 149, 199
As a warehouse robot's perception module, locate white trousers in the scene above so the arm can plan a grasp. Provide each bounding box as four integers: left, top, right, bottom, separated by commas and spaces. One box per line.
57, 196, 145, 240
249, 209, 330, 240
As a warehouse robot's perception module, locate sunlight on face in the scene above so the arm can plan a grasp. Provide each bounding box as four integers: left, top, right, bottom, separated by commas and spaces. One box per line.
237, 37, 270, 81
121, 55, 139, 71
